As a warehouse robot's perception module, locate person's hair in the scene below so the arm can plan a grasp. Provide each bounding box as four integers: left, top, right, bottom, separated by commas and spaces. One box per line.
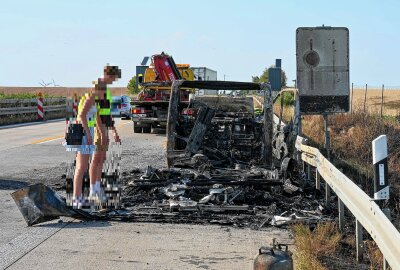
104, 65, 121, 78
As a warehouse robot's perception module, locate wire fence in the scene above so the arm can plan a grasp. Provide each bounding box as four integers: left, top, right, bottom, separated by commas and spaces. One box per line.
352, 85, 400, 90
350, 84, 400, 117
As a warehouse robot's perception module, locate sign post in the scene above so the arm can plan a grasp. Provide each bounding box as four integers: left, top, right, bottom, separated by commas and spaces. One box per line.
296, 26, 350, 232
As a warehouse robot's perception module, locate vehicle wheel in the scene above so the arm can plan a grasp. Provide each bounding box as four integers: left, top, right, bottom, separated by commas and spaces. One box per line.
133, 123, 142, 133
142, 126, 151, 133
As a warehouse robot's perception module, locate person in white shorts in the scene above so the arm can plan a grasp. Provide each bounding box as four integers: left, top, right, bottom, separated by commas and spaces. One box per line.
64, 65, 121, 208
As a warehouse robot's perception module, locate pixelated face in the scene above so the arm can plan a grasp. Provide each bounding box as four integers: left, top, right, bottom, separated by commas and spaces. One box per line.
103, 66, 121, 83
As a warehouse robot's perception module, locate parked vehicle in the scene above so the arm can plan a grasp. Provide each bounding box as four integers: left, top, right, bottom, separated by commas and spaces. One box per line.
111, 95, 131, 119
191, 67, 218, 96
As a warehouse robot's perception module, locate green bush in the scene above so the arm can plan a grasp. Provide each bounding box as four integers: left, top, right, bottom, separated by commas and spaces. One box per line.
281, 92, 295, 106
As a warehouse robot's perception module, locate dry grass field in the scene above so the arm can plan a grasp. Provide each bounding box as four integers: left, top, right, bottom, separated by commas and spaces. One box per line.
0, 87, 129, 97
352, 88, 400, 116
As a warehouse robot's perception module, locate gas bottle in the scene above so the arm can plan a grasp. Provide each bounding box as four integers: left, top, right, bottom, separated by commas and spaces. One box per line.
253, 245, 293, 270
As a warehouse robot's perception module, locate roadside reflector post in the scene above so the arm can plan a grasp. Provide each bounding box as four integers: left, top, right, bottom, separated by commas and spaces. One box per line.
372, 135, 389, 202
37, 92, 44, 121
372, 135, 390, 270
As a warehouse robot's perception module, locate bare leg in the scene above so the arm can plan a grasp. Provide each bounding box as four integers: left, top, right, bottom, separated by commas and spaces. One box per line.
73, 153, 90, 197
89, 150, 106, 184
96, 151, 106, 182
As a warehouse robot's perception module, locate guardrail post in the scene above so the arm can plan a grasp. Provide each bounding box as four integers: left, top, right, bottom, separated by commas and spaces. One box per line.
382, 207, 391, 269
325, 183, 331, 206
338, 198, 345, 231
356, 219, 364, 262
307, 164, 311, 184
315, 170, 320, 190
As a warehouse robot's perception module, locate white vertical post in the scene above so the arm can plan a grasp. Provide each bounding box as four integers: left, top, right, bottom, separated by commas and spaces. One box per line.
372, 135, 390, 269
37, 92, 44, 121
372, 135, 389, 200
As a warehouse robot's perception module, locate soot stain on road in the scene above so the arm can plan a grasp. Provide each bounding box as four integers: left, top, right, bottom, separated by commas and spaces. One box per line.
0, 179, 29, 190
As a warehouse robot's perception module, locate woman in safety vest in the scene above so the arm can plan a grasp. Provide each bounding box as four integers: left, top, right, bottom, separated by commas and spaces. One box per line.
67, 65, 121, 208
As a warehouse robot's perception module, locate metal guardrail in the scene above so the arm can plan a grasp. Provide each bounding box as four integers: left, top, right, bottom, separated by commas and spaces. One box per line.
0, 98, 66, 116
295, 136, 400, 269
0, 97, 65, 105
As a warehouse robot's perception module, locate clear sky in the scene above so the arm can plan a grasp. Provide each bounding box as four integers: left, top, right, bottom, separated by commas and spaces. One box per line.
1, 0, 399, 87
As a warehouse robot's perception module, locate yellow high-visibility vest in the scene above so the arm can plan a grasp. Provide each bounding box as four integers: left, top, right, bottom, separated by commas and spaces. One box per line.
98, 88, 112, 116
78, 93, 97, 127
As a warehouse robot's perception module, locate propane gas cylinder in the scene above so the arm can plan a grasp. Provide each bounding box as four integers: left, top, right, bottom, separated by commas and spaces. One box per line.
253, 246, 293, 270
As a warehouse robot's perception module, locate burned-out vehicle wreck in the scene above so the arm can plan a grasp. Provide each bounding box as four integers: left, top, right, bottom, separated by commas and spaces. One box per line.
120, 80, 328, 228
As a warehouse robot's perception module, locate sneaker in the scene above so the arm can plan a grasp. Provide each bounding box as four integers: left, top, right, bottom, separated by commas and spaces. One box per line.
72, 198, 83, 209
89, 189, 107, 203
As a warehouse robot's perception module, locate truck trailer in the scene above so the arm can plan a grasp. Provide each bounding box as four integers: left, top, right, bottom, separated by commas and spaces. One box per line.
191, 67, 218, 95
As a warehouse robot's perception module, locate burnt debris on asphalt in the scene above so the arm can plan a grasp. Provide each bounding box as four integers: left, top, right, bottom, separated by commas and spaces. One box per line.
116, 165, 331, 229
12, 82, 332, 228
111, 83, 331, 229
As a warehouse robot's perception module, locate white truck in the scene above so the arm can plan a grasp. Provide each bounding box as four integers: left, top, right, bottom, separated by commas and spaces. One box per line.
191, 67, 218, 95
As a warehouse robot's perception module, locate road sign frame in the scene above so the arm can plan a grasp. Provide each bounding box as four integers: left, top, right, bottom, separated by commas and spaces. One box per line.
296, 26, 349, 114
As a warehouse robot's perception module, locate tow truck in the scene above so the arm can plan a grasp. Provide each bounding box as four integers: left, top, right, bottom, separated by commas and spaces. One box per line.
131, 52, 195, 133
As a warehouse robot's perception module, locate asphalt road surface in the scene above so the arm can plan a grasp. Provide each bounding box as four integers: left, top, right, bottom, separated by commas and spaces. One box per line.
0, 119, 291, 270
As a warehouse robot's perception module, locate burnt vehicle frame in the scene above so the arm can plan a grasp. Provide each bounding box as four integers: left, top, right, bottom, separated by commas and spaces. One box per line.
165, 80, 274, 168
164, 80, 301, 171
